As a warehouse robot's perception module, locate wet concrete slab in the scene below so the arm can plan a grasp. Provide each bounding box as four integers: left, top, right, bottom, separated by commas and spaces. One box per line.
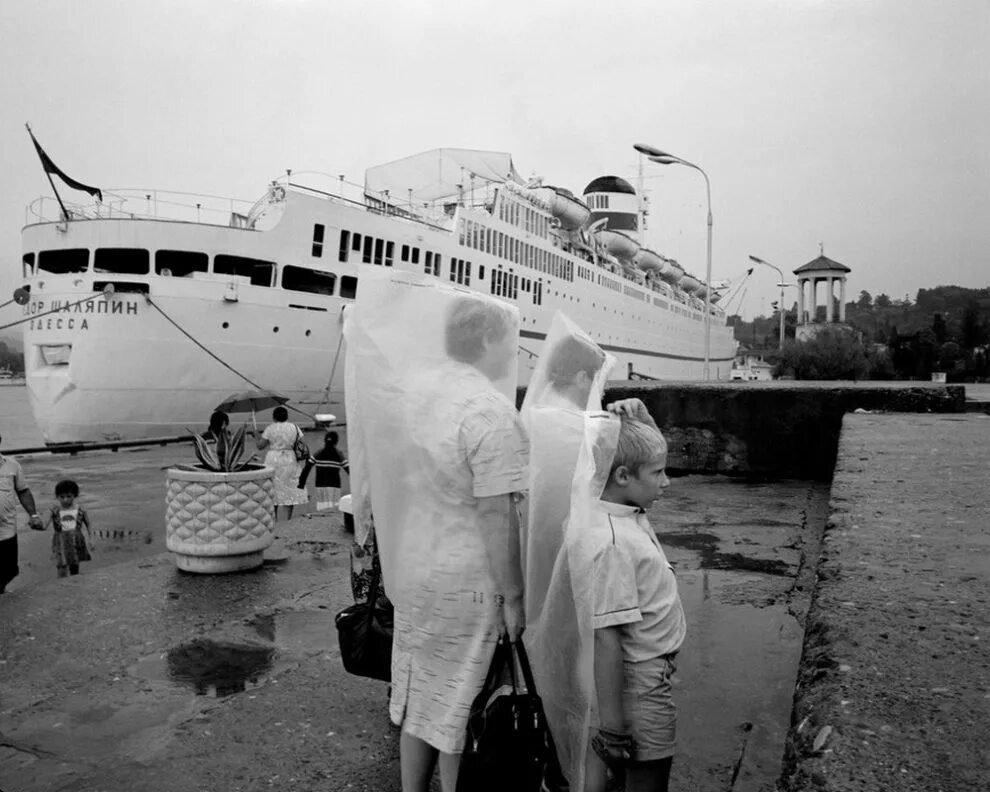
0, 464, 824, 792
783, 413, 990, 792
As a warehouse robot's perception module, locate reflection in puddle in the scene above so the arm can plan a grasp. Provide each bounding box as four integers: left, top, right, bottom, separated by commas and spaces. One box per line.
132, 611, 335, 698
662, 531, 792, 576
166, 638, 275, 697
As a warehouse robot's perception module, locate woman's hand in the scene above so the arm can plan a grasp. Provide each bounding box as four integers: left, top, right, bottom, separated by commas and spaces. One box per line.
498, 594, 525, 642
606, 398, 659, 430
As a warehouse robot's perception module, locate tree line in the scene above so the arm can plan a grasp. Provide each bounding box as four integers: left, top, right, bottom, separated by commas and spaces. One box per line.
730, 285, 990, 381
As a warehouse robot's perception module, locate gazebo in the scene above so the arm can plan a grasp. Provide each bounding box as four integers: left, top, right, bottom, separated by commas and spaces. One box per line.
793, 249, 851, 340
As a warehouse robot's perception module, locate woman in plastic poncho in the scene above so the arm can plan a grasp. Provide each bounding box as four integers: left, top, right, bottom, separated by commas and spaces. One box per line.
392, 297, 528, 792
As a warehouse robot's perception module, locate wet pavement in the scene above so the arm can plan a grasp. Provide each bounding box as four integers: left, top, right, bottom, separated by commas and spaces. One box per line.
0, 440, 826, 791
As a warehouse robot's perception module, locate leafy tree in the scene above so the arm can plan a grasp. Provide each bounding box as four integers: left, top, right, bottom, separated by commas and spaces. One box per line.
856, 290, 873, 310
774, 327, 870, 380
875, 293, 892, 309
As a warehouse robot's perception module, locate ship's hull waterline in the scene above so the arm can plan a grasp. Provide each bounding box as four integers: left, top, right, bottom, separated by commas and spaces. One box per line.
21, 151, 736, 445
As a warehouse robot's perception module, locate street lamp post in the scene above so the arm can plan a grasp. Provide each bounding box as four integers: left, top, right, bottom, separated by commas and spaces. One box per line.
748, 255, 793, 349
634, 143, 713, 379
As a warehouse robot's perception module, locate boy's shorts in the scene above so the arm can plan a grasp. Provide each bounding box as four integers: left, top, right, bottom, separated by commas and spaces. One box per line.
622, 654, 677, 761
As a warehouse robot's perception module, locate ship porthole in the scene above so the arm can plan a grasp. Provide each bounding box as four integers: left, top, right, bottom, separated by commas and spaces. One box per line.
305, 330, 311, 337
273, 326, 279, 333
222, 322, 229, 329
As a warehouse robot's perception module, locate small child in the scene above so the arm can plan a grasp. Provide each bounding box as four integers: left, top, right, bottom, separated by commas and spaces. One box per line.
47, 479, 94, 578
584, 399, 686, 792
298, 431, 349, 511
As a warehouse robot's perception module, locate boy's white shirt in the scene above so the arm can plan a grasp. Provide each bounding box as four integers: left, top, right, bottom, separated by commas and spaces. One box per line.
582, 499, 686, 661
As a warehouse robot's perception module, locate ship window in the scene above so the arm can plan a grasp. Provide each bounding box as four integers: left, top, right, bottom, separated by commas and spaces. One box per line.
434, 254, 442, 278
401, 244, 409, 262
352, 233, 362, 252
95, 248, 150, 275
385, 241, 394, 266
362, 236, 373, 264
22, 253, 35, 278
38, 248, 88, 274
479, 265, 485, 281
339, 230, 350, 262
282, 265, 336, 296
411, 247, 420, 264
425, 251, 434, 275
374, 238, 384, 266
340, 275, 357, 300
214, 254, 275, 287
156, 250, 208, 277
312, 224, 325, 257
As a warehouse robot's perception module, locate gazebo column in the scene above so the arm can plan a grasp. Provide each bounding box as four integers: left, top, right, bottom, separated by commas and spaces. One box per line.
839, 278, 847, 322
797, 277, 805, 323
826, 277, 834, 322
810, 278, 818, 322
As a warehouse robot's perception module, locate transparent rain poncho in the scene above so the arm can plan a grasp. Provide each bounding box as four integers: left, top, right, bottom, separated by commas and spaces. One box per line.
520, 311, 615, 623
343, 267, 521, 607
528, 411, 621, 790
343, 268, 528, 751
519, 311, 616, 789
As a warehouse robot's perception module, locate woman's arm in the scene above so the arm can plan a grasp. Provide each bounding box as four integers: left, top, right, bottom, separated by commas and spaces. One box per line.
477, 493, 525, 641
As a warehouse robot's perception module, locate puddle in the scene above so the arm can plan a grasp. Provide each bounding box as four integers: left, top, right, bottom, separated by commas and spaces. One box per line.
663, 531, 793, 576
131, 610, 335, 698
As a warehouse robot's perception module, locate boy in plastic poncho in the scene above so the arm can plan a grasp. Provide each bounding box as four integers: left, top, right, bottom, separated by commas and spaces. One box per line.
582, 399, 686, 792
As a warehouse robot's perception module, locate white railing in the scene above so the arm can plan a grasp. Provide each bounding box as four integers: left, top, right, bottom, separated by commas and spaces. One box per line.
26, 188, 262, 227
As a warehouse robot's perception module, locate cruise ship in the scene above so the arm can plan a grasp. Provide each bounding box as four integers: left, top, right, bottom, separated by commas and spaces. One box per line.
18, 148, 736, 445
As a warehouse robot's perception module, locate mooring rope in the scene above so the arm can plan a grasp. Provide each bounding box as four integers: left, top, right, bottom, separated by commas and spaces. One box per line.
143, 294, 317, 422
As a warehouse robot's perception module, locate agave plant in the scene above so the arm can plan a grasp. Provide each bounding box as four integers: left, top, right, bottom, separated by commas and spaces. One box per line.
186, 425, 257, 472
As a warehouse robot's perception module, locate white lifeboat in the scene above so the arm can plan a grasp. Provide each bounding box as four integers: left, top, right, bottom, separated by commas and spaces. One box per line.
694, 283, 709, 300
678, 274, 701, 294
593, 228, 640, 262
659, 258, 685, 285
544, 186, 590, 230
634, 248, 665, 273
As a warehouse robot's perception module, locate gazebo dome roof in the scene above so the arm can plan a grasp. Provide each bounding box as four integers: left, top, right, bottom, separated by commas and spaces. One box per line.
794, 254, 851, 275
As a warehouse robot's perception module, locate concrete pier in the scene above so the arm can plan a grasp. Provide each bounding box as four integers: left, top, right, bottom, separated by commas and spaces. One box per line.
1, 383, 987, 791
782, 413, 989, 791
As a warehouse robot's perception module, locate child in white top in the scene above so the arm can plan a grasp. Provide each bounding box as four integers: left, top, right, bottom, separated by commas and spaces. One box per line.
582, 398, 685, 792
46, 479, 94, 578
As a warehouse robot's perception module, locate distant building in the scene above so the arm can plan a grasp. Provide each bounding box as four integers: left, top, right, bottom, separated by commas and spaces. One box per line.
731, 348, 774, 381
793, 249, 852, 341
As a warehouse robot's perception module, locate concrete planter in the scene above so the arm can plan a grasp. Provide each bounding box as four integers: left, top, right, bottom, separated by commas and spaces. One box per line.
165, 464, 276, 573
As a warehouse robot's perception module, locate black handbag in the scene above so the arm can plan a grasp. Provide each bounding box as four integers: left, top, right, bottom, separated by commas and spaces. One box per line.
456, 637, 567, 792
293, 426, 310, 462
334, 564, 394, 682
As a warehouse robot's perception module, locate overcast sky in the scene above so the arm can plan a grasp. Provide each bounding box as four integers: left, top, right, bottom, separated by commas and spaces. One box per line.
1, 0, 986, 319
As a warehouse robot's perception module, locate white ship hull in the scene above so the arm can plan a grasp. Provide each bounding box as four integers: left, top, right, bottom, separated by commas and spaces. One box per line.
20, 151, 736, 445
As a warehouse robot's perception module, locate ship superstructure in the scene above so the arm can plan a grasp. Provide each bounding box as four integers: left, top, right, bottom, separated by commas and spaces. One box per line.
19, 148, 736, 445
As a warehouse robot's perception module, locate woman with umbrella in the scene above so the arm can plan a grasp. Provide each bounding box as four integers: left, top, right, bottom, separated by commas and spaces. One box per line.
255, 405, 309, 521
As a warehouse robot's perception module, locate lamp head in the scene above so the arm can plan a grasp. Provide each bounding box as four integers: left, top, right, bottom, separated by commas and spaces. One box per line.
748, 255, 766, 265
633, 143, 671, 158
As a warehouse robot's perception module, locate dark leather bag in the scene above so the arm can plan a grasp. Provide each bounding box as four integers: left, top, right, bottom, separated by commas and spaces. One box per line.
293, 426, 310, 462
334, 564, 393, 682
456, 637, 567, 792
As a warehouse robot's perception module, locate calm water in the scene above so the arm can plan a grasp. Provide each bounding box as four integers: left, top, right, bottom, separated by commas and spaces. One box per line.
0, 384, 44, 449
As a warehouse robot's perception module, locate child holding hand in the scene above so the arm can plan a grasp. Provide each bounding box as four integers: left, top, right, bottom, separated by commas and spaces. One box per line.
47, 479, 94, 578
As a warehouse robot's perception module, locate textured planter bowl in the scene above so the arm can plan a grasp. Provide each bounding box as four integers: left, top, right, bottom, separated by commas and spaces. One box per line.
165, 464, 276, 573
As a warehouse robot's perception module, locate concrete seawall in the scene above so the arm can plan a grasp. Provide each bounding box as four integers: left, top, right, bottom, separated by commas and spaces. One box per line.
600, 381, 965, 479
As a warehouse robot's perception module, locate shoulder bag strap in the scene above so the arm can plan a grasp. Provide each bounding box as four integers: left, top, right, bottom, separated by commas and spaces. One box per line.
513, 639, 538, 695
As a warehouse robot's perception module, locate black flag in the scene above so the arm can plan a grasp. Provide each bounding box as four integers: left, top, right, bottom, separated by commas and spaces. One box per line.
26, 124, 102, 202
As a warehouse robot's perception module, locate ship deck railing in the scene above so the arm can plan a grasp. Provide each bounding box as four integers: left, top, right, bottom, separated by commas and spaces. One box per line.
26, 190, 262, 228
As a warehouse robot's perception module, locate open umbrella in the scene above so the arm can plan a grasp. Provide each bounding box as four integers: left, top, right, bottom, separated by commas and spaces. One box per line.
215, 390, 290, 433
